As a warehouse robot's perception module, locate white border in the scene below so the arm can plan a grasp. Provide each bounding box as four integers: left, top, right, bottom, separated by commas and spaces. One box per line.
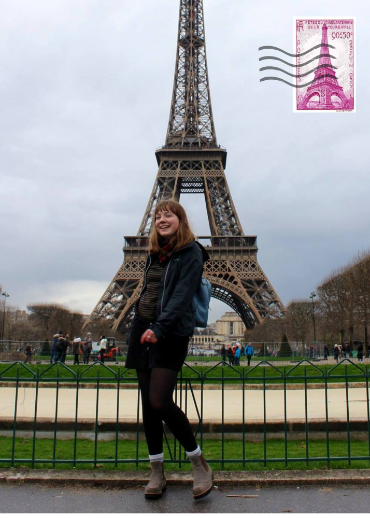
293, 17, 356, 113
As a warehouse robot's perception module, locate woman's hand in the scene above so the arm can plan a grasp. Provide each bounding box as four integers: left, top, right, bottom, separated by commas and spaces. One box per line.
140, 329, 158, 344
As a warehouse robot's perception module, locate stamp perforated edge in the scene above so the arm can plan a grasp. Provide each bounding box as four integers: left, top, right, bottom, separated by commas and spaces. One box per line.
292, 17, 356, 113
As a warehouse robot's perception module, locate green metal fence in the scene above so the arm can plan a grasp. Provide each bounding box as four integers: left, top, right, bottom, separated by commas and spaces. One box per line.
0, 359, 370, 469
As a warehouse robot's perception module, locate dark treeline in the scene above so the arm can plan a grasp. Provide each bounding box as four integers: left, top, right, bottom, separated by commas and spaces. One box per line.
244, 251, 370, 356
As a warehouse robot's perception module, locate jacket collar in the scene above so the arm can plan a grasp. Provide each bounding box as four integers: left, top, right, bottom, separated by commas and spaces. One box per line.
148, 239, 210, 263
151, 240, 209, 261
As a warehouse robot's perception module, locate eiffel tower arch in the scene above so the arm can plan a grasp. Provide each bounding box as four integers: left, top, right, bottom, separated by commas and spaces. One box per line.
85, 0, 285, 334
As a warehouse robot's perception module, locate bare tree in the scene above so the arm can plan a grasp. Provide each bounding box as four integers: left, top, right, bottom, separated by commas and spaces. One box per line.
244, 318, 281, 345
351, 251, 370, 357
317, 254, 370, 351
69, 312, 85, 339
285, 300, 311, 344
317, 268, 350, 345
27, 303, 71, 337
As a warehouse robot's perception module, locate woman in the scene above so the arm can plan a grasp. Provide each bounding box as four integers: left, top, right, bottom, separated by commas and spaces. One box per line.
72, 337, 82, 365
99, 335, 107, 363
227, 347, 233, 365
323, 344, 328, 360
357, 343, 364, 363
125, 199, 212, 500
25, 343, 32, 364
221, 345, 227, 364
333, 344, 339, 363
83, 332, 93, 364
50, 334, 59, 364
62, 333, 71, 363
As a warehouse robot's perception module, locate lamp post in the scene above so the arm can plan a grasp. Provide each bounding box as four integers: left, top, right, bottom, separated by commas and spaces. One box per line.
309, 291, 317, 347
280, 310, 286, 358
1, 292, 10, 344
280, 311, 286, 336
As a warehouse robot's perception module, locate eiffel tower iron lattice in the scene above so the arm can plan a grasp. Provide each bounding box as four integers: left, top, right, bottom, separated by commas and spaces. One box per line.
85, 0, 285, 334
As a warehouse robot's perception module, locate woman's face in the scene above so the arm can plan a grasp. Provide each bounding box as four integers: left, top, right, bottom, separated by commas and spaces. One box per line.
155, 209, 180, 239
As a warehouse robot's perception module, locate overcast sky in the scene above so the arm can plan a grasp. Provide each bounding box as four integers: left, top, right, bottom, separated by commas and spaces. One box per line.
1, 0, 369, 325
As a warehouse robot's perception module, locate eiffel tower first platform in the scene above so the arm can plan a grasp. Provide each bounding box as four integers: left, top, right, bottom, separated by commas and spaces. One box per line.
85, 0, 285, 334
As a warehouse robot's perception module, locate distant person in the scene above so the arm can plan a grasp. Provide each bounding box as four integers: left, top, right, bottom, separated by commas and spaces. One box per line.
227, 347, 233, 365
83, 332, 93, 364
61, 333, 71, 363
25, 343, 32, 364
50, 334, 59, 363
244, 343, 254, 367
72, 337, 82, 365
333, 344, 339, 363
221, 345, 226, 364
342, 344, 348, 359
56, 333, 67, 362
99, 335, 107, 363
357, 343, 364, 364
323, 344, 329, 360
234, 345, 241, 366
338, 344, 342, 360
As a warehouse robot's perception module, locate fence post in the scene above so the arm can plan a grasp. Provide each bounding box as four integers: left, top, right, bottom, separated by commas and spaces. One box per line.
115, 368, 120, 468
284, 366, 288, 467
11, 367, 20, 468
324, 365, 330, 468
53, 367, 60, 469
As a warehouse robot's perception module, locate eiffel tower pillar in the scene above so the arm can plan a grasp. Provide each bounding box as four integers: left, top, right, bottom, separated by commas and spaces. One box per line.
84, 0, 284, 334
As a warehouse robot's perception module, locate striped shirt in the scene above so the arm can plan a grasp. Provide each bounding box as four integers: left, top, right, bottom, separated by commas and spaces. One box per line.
136, 256, 164, 322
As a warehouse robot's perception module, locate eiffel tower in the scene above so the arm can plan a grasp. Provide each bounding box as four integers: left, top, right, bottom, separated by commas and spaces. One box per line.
85, 0, 284, 334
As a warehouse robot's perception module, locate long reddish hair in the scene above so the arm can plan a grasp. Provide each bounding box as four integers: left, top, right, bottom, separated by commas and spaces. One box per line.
148, 199, 195, 254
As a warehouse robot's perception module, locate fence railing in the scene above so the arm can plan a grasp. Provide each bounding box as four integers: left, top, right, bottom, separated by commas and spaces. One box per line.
0, 359, 370, 469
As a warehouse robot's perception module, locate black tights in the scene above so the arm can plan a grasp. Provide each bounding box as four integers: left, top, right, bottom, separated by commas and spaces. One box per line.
137, 367, 197, 455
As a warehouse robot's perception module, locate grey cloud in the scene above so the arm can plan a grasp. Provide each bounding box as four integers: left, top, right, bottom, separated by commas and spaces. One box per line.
1, 0, 369, 321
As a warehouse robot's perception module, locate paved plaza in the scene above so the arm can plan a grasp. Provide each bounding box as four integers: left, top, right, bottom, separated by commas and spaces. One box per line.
1, 483, 370, 513
0, 385, 368, 421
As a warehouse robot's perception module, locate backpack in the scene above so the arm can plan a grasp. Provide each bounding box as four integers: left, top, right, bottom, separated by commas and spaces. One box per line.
193, 276, 212, 328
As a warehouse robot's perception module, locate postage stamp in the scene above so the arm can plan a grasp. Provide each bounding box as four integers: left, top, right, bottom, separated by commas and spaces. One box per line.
294, 18, 355, 112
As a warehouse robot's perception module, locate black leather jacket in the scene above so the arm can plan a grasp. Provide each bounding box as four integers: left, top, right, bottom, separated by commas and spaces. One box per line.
138, 241, 209, 339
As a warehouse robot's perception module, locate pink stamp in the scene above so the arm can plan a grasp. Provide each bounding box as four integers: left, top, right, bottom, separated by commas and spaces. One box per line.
295, 18, 355, 112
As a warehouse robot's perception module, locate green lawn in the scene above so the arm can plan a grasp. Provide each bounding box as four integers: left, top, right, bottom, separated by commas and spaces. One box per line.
0, 361, 368, 385
1, 436, 369, 471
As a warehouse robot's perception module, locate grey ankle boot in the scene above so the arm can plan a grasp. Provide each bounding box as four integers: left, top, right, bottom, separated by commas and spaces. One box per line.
144, 461, 166, 500
189, 454, 213, 499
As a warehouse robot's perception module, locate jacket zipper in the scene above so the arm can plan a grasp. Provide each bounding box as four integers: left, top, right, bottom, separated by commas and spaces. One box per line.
139, 256, 152, 297
161, 258, 172, 314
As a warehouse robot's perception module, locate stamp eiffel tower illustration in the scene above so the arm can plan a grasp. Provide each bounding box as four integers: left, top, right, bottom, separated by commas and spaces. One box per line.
85, 0, 285, 334
299, 23, 352, 110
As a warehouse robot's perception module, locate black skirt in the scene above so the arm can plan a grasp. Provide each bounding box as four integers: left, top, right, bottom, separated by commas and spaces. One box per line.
125, 316, 190, 372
